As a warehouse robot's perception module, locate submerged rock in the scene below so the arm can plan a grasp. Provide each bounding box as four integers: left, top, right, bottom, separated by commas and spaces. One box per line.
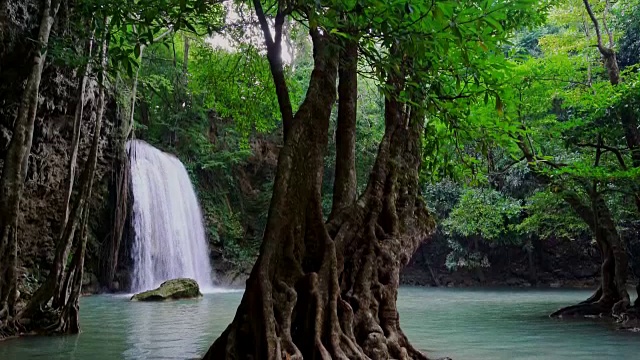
130, 278, 203, 301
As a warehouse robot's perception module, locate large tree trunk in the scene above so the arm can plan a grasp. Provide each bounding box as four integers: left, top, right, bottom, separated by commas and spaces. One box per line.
0, 0, 61, 328
549, 191, 629, 317
331, 40, 358, 217
203, 28, 435, 358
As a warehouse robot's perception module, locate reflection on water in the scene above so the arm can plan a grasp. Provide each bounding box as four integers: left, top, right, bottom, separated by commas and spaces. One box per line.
398, 287, 639, 360
0, 290, 242, 360
1, 287, 639, 360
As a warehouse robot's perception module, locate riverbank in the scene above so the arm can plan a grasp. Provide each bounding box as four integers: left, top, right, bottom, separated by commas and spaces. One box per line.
400, 266, 601, 289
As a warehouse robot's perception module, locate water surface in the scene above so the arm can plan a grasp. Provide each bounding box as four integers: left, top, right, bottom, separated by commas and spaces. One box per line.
1, 287, 638, 359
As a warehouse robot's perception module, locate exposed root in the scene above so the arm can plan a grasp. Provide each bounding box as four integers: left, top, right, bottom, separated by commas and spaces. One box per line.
615, 306, 640, 331
612, 298, 631, 316
579, 286, 602, 305
550, 301, 613, 318
0, 316, 22, 340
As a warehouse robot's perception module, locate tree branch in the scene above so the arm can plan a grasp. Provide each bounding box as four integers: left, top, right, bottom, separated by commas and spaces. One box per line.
602, 0, 614, 48
594, 136, 603, 167
491, 156, 525, 175
274, 0, 285, 46
575, 143, 628, 170
252, 0, 294, 139
582, 0, 604, 50
531, 76, 592, 88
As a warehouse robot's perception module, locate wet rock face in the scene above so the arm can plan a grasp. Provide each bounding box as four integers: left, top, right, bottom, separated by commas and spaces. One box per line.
0, 0, 40, 127
130, 278, 203, 301
0, 0, 116, 293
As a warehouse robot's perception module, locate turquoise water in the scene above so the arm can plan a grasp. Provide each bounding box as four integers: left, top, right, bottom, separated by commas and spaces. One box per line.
1, 287, 638, 359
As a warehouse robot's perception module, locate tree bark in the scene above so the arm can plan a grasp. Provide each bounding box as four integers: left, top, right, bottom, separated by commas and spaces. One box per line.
331, 40, 358, 218
203, 28, 338, 359
0, 0, 61, 326
549, 191, 629, 317
183, 35, 190, 72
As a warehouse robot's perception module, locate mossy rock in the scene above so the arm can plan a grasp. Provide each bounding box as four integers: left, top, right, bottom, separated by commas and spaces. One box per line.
130, 278, 203, 301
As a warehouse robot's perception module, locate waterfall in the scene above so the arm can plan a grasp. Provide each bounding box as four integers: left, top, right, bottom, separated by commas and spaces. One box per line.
127, 139, 214, 292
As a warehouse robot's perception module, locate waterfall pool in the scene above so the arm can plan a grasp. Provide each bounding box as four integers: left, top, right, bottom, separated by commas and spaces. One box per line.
1, 287, 639, 359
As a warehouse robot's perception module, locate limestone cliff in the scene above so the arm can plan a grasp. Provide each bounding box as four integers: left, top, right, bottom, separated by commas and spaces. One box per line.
0, 0, 117, 295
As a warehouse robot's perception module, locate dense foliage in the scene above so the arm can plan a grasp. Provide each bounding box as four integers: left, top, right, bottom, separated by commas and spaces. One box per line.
97, 0, 640, 280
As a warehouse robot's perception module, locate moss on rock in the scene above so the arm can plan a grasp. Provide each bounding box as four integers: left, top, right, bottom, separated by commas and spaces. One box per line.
130, 278, 203, 301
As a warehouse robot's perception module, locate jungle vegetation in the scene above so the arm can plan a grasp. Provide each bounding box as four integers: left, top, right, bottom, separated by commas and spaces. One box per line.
0, 0, 639, 358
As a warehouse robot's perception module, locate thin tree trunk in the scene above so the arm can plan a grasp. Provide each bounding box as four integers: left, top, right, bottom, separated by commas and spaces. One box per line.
49, 33, 95, 307
527, 246, 536, 284
100, 152, 129, 289
251, 0, 294, 138
61, 32, 94, 233
125, 28, 172, 139
473, 237, 485, 283
426, 257, 441, 287
183, 35, 189, 72
55, 40, 107, 331
0, 0, 61, 325
103, 29, 170, 282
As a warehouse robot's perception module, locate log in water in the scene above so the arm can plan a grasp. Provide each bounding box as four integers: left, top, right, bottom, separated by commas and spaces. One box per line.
127, 140, 214, 292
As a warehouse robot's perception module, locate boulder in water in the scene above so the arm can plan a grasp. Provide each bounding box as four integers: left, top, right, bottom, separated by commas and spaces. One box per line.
130, 278, 203, 301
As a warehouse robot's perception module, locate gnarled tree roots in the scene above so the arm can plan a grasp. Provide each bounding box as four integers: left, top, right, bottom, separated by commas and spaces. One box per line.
204, 208, 436, 360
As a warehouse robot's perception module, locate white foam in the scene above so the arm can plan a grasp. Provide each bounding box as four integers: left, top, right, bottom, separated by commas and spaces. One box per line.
128, 140, 215, 293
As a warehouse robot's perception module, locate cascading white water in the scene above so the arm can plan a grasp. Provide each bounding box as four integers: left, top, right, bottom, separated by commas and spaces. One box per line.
127, 139, 214, 292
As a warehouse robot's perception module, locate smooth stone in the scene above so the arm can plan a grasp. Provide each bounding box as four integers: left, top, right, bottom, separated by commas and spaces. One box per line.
130, 278, 203, 301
